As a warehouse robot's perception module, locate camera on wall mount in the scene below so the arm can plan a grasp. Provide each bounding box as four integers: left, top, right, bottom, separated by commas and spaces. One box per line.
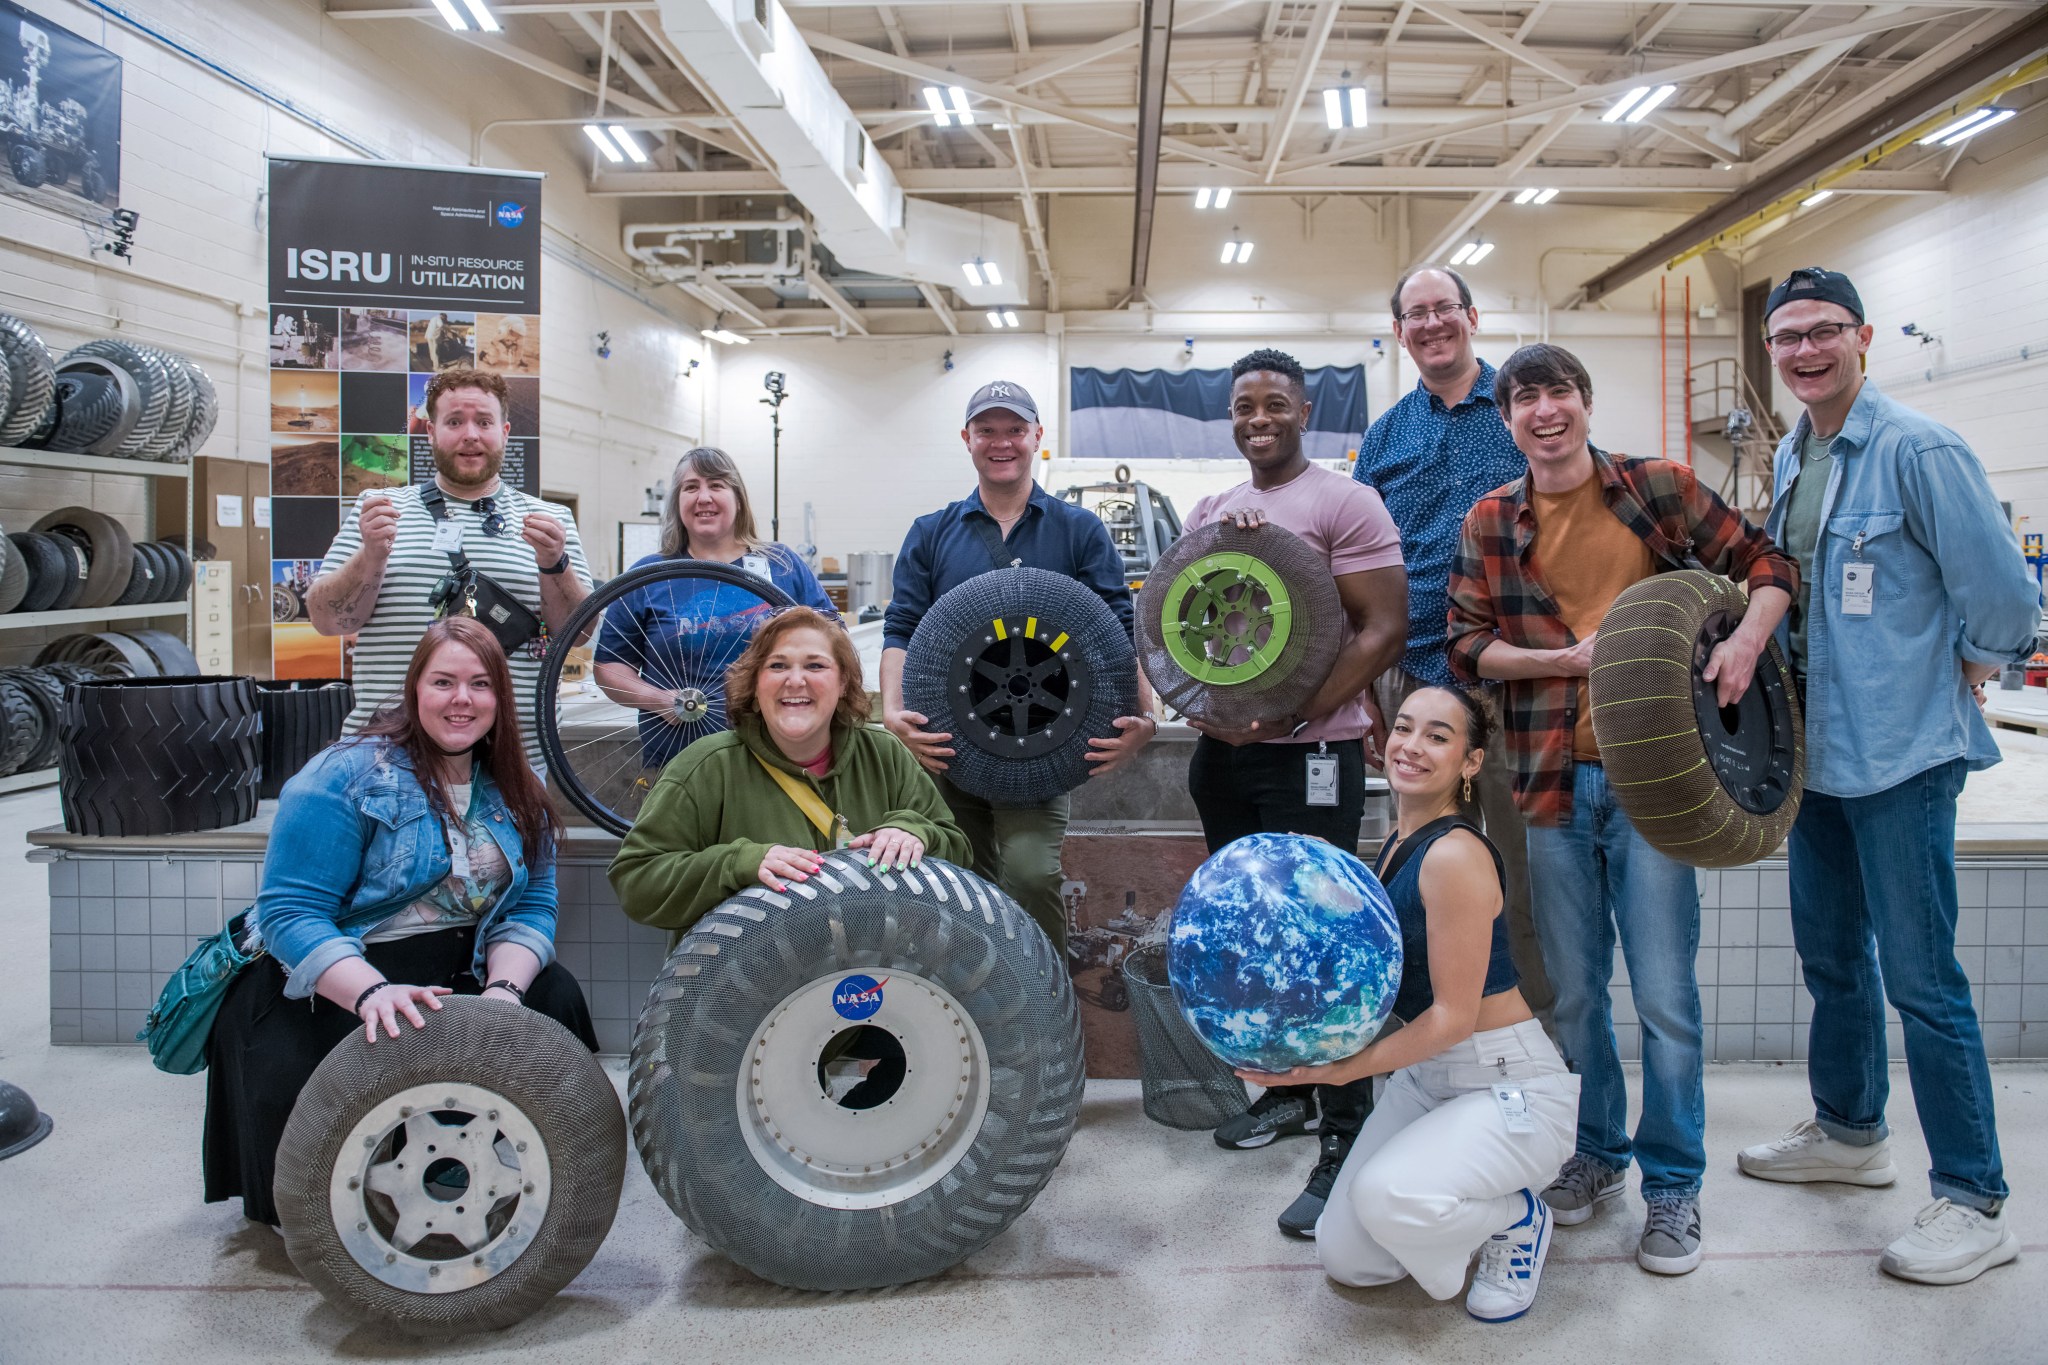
1901, 322, 1941, 348
595, 330, 612, 359
95, 207, 140, 262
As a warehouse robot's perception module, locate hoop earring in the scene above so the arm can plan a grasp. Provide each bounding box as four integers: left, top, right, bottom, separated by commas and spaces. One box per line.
1461, 775, 1474, 804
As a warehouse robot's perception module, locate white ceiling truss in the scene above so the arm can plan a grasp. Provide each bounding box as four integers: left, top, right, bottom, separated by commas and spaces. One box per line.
329, 1, 2048, 327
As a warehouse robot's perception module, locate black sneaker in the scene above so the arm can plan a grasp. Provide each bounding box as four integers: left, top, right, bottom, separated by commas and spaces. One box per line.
1277, 1129, 1352, 1239
1213, 1086, 1320, 1150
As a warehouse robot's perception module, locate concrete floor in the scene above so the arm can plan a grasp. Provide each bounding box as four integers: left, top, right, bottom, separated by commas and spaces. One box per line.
2, 787, 2046, 1362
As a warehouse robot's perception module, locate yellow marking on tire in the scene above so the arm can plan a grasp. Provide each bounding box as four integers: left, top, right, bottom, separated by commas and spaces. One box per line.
1049, 631, 1069, 653
994, 618, 1008, 639
1592, 657, 1690, 673
1599, 729, 1696, 747
1631, 790, 1719, 819
1665, 812, 1736, 847
1601, 624, 1693, 641
1594, 694, 1689, 710
1612, 758, 1707, 786
1026, 617, 1038, 638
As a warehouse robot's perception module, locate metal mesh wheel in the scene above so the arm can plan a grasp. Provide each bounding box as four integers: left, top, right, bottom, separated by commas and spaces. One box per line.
62, 340, 170, 459
536, 557, 794, 835
139, 345, 196, 461
1136, 520, 1344, 730
902, 567, 1136, 805
167, 356, 217, 462
0, 314, 55, 448
1590, 570, 1805, 868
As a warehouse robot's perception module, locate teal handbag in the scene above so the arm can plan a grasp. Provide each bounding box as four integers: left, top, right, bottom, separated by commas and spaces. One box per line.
138, 910, 257, 1075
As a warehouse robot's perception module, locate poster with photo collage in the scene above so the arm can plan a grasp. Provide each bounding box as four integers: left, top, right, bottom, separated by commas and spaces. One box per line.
264, 155, 542, 679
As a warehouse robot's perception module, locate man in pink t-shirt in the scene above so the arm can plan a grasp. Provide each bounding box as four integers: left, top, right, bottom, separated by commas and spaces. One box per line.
1176, 347, 1408, 1239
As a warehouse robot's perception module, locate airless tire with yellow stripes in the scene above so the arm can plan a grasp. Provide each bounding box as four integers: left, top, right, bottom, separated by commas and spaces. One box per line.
904, 567, 1136, 804
1590, 570, 1804, 868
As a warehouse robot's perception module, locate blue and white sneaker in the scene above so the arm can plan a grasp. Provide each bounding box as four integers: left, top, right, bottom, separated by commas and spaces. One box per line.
1466, 1190, 1552, 1322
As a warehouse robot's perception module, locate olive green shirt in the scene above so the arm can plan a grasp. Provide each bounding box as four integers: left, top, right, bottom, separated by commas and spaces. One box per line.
1779, 428, 1835, 677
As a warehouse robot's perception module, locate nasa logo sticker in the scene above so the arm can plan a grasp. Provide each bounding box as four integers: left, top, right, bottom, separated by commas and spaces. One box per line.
832, 974, 887, 1020
495, 201, 526, 228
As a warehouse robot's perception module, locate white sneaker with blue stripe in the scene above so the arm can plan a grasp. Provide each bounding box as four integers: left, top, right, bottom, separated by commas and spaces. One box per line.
1466, 1189, 1552, 1322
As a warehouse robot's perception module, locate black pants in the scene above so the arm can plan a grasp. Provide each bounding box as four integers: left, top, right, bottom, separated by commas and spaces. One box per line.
202, 926, 597, 1225
1188, 735, 1375, 1140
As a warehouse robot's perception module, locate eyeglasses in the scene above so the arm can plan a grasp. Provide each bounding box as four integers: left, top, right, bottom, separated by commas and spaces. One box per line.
1396, 301, 1470, 326
475, 496, 507, 538
1764, 322, 1857, 354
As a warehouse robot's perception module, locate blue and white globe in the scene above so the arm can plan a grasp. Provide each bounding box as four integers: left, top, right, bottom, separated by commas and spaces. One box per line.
1167, 833, 1403, 1073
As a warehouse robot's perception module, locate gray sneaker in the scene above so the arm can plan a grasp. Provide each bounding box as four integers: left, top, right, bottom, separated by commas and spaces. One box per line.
1541, 1154, 1626, 1226
1639, 1194, 1703, 1275
1213, 1087, 1319, 1150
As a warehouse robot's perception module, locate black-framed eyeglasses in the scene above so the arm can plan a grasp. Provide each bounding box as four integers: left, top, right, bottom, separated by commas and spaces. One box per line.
475, 496, 507, 538
1764, 322, 1857, 354
1396, 301, 1470, 326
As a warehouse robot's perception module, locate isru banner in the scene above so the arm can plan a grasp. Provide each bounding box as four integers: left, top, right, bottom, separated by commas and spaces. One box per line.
265, 156, 543, 679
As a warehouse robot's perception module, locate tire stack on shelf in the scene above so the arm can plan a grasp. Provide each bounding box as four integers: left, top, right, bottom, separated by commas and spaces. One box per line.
58, 674, 263, 837
0, 515, 191, 616
0, 313, 219, 462
0, 661, 126, 779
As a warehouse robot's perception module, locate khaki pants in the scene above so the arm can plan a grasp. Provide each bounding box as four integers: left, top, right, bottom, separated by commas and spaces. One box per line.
935, 776, 1071, 957
1373, 667, 1554, 1020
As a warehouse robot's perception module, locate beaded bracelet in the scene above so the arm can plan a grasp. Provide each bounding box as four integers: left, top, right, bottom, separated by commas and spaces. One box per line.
353, 981, 389, 1013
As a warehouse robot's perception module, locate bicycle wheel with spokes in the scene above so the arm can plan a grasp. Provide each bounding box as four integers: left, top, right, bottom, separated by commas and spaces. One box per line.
536, 557, 795, 834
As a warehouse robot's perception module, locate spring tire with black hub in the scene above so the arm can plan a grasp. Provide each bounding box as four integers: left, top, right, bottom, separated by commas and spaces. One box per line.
0, 314, 54, 448
273, 997, 627, 1337
630, 854, 1084, 1290
901, 567, 1137, 805
535, 557, 795, 835
42, 363, 141, 456
1589, 570, 1805, 868
33, 507, 134, 610
57, 675, 262, 836
1136, 520, 1344, 730
255, 679, 354, 799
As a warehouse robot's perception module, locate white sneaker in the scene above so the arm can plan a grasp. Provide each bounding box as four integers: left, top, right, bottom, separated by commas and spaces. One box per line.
1736, 1118, 1897, 1186
1467, 1190, 1552, 1323
1879, 1199, 2019, 1285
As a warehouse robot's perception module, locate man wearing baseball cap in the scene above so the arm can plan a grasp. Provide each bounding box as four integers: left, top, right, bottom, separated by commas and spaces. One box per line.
881, 381, 1154, 951
1734, 267, 2037, 1285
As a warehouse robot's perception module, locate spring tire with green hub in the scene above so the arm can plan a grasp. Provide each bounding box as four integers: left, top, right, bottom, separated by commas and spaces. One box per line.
1590, 570, 1804, 868
902, 566, 1136, 805
1136, 520, 1343, 731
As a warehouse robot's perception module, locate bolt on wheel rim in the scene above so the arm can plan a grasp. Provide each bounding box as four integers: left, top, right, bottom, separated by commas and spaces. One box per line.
1158, 552, 1295, 685
328, 1081, 550, 1294
945, 614, 1093, 758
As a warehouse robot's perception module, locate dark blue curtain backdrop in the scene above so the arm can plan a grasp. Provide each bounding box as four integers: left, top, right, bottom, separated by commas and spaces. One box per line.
1069, 364, 1367, 462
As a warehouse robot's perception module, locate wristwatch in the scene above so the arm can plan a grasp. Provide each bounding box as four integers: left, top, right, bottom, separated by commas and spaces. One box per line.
539, 553, 570, 575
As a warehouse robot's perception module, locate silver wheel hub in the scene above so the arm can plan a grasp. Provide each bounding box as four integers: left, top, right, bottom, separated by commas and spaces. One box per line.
328, 1081, 550, 1293
672, 687, 711, 724
738, 969, 991, 1211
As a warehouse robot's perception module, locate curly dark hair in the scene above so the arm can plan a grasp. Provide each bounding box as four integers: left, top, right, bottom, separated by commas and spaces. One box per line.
1493, 343, 1593, 410
1230, 347, 1307, 394
1412, 683, 1497, 756
424, 366, 510, 423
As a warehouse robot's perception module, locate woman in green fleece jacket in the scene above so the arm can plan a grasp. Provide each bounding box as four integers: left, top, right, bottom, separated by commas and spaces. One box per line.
609, 605, 970, 939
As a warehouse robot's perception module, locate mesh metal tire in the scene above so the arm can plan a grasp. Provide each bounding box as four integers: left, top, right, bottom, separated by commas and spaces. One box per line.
168, 356, 217, 462
63, 340, 171, 459
139, 345, 196, 461
255, 679, 354, 799
42, 364, 140, 456
902, 567, 1136, 805
0, 314, 55, 448
57, 675, 261, 836
630, 854, 1084, 1291
1136, 520, 1344, 730
274, 997, 627, 1337
1590, 570, 1805, 868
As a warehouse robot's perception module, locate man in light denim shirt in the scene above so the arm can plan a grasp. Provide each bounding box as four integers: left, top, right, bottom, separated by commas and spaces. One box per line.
1735, 267, 2038, 1286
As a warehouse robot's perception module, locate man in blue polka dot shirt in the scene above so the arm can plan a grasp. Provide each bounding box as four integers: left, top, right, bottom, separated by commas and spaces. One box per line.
1353, 265, 1551, 1020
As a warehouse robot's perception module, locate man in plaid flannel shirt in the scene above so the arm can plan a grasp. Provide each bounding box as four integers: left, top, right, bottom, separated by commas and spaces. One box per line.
1448, 343, 1795, 1278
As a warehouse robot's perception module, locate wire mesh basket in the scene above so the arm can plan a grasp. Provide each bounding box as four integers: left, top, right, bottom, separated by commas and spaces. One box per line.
1122, 943, 1247, 1131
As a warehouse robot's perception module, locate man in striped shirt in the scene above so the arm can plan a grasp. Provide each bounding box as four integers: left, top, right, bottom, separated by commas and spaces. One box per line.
309, 366, 592, 774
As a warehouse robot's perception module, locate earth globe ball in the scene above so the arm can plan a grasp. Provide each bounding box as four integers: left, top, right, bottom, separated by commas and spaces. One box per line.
1166, 832, 1403, 1073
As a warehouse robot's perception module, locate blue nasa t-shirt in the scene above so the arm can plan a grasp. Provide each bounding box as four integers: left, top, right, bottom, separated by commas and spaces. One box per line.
594, 545, 838, 768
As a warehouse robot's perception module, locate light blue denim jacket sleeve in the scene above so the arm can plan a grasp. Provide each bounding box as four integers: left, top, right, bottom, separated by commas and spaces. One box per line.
1767, 379, 2039, 798
252, 739, 558, 1000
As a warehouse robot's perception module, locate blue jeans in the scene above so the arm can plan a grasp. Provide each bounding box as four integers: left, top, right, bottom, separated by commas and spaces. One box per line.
1527, 761, 1705, 1196
1788, 758, 2006, 1210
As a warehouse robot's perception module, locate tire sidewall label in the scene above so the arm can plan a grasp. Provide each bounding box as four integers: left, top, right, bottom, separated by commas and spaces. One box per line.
832, 974, 886, 1020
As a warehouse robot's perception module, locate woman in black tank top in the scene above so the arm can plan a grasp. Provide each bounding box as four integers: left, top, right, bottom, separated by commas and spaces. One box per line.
1234, 686, 1578, 1323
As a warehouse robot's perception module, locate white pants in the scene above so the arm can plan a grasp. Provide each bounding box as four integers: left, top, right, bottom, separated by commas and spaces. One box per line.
1317, 1018, 1580, 1300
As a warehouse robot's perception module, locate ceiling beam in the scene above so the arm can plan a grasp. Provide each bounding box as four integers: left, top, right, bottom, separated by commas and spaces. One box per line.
1009, 0, 1251, 89
916, 283, 959, 336
1129, 0, 1176, 298
1259, 0, 1341, 182
1410, 2, 1582, 88
1580, 6, 2048, 301
1414, 107, 1577, 264
803, 265, 870, 336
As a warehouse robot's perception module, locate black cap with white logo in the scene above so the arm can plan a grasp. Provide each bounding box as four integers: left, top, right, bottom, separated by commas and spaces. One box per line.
965, 380, 1039, 425
1765, 267, 1864, 325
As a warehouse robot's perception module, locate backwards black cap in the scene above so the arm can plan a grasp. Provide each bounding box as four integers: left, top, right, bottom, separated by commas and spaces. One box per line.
1765, 267, 1864, 325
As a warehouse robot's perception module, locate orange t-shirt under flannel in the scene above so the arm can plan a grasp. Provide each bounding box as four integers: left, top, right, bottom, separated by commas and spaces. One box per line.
1527, 471, 1653, 761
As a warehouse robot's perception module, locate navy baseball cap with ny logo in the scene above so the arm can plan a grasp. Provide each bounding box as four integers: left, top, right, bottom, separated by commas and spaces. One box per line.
965, 380, 1039, 425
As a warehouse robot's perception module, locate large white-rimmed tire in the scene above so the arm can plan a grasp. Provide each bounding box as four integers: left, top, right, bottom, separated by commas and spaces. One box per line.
1136, 520, 1344, 730
630, 854, 1084, 1291
902, 567, 1136, 805
274, 997, 626, 1337
1590, 570, 1805, 868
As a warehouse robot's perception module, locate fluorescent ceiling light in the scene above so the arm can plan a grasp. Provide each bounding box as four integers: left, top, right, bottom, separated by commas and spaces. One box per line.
1236, 241, 1253, 264
949, 86, 974, 126
1939, 107, 2014, 146
1220, 240, 1253, 265
1514, 188, 1539, 205
1917, 107, 1996, 145
1214, 186, 1231, 208
582, 124, 623, 163
458, 0, 499, 32
1003, 310, 1019, 327
1802, 190, 1833, 207
987, 311, 1006, 328
606, 125, 648, 163
982, 260, 1001, 287
1533, 188, 1558, 204
1323, 86, 1368, 130
1195, 187, 1212, 208
1603, 86, 1651, 123
1350, 87, 1369, 129
922, 86, 953, 128
962, 260, 984, 287
1466, 242, 1495, 264
701, 328, 748, 345
428, 0, 467, 29
1448, 241, 1477, 266
1323, 88, 1343, 130
1625, 84, 1677, 124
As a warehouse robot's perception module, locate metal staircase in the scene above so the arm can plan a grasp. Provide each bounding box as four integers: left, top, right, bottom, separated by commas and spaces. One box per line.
1690, 356, 1785, 517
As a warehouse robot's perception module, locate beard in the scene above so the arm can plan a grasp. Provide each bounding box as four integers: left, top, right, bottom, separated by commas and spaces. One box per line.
433, 439, 504, 491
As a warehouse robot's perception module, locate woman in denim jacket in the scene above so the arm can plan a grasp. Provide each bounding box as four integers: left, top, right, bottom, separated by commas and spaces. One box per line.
203, 617, 596, 1225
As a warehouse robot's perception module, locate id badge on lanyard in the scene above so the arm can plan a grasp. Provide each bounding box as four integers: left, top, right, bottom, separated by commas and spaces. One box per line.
1306, 740, 1338, 807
